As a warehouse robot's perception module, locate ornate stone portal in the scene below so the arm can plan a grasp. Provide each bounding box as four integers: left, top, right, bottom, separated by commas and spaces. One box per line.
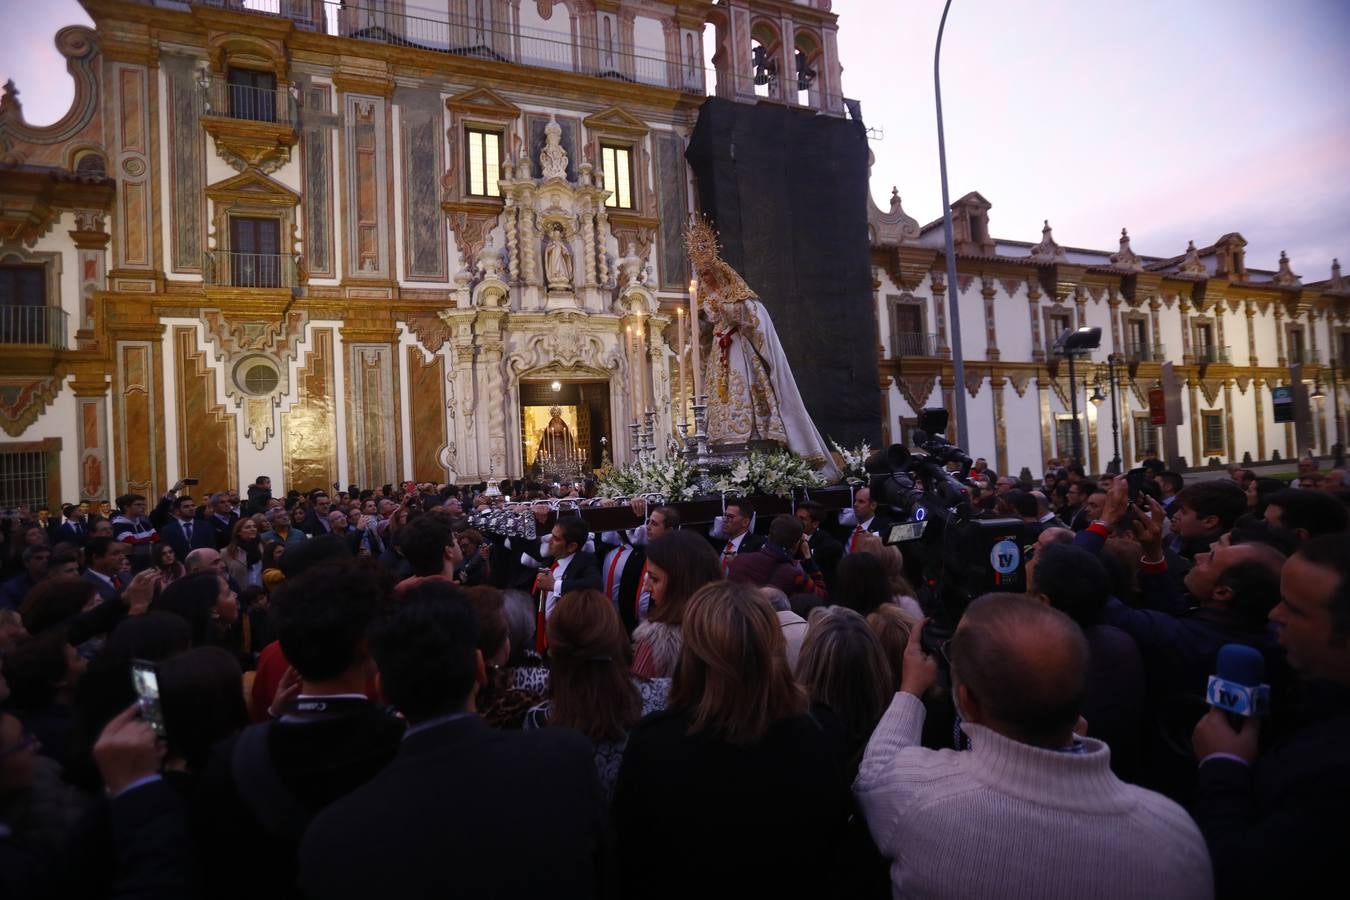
431, 130, 671, 483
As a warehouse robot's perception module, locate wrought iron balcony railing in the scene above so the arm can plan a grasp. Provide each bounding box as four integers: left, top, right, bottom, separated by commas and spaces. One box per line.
893, 332, 940, 358
1195, 345, 1231, 365
0, 305, 68, 347
200, 78, 297, 126
204, 251, 298, 289
1123, 341, 1165, 363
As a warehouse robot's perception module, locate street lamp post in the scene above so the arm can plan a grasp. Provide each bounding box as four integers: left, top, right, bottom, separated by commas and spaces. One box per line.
1333, 358, 1344, 463
1090, 355, 1123, 474
1053, 326, 1103, 470
1067, 351, 1082, 466
934, 0, 969, 447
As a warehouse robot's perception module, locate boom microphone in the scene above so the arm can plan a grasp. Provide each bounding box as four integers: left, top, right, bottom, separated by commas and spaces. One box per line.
1206, 643, 1270, 731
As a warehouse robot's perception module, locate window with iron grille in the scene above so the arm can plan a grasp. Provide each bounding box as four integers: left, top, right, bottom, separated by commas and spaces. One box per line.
1056, 415, 1081, 459
0, 450, 48, 510
227, 67, 277, 123
1135, 415, 1159, 459
1202, 411, 1226, 457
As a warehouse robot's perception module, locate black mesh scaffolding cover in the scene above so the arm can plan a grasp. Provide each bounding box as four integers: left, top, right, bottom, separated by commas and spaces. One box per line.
685, 97, 880, 447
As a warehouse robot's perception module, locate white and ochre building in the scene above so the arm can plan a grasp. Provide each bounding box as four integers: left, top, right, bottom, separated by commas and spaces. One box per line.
870, 188, 1350, 479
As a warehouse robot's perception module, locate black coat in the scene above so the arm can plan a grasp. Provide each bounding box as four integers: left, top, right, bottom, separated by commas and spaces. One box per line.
808, 529, 844, 589
194, 697, 405, 900
613, 709, 849, 899
708, 532, 766, 570
299, 714, 613, 900
1194, 680, 1350, 899
159, 517, 216, 563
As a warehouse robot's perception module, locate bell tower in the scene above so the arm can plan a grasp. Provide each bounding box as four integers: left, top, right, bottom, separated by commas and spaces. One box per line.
705, 0, 845, 115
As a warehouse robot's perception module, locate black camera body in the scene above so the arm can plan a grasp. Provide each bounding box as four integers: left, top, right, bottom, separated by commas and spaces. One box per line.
866, 408, 1033, 624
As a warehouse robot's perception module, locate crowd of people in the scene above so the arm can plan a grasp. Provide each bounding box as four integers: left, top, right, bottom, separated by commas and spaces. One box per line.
0, 454, 1345, 898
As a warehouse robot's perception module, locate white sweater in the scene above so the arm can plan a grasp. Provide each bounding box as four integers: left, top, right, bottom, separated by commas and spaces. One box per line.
854, 692, 1213, 900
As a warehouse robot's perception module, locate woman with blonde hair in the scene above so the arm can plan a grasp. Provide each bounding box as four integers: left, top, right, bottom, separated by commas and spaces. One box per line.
613, 580, 848, 898
630, 530, 722, 678
525, 589, 668, 799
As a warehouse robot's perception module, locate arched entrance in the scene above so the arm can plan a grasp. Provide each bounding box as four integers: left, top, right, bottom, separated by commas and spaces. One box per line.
519, 375, 613, 485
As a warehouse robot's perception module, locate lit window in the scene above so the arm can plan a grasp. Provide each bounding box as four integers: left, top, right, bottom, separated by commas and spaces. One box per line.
466, 128, 501, 198
601, 144, 633, 209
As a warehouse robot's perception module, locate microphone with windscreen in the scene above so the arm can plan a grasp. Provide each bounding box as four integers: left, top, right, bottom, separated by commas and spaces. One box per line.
1206, 643, 1270, 731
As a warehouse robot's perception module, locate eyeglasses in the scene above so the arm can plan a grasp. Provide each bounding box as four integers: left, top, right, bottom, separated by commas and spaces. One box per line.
0, 732, 39, 760
936, 638, 953, 668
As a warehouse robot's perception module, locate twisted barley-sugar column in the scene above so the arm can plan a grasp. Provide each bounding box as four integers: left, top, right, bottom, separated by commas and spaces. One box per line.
505, 197, 520, 283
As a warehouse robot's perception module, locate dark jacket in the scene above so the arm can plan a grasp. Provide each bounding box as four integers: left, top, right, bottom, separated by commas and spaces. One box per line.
613, 709, 849, 900
82, 569, 120, 604
552, 550, 604, 595
727, 544, 827, 597
299, 714, 613, 900
709, 532, 766, 570
159, 517, 216, 563
808, 529, 844, 589
1193, 680, 1350, 899
1081, 623, 1148, 783
194, 697, 404, 900
207, 512, 239, 550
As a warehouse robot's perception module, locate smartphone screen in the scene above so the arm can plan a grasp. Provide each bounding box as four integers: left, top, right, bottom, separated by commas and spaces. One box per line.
1125, 467, 1148, 501
130, 660, 167, 739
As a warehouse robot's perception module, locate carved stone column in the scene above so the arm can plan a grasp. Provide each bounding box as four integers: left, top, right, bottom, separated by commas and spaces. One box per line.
1245, 301, 1258, 366
1274, 306, 1286, 366
595, 205, 610, 286
519, 203, 539, 287
580, 205, 597, 288
504, 195, 520, 283
1149, 296, 1162, 354
981, 277, 999, 361
475, 307, 509, 478
1180, 298, 1194, 364
1254, 377, 1267, 460
930, 273, 951, 358
1028, 276, 1045, 362
990, 375, 1008, 475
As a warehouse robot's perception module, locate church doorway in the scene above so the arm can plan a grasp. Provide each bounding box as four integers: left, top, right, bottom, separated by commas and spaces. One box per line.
519, 378, 612, 484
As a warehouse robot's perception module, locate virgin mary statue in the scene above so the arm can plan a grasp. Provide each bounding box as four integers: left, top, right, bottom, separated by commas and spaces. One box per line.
685, 219, 838, 477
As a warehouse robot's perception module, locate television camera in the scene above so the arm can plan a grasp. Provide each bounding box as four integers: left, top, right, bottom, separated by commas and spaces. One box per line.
865, 408, 1033, 625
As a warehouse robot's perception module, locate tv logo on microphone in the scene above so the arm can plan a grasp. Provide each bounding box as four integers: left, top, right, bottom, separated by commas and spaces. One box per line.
1206, 676, 1270, 717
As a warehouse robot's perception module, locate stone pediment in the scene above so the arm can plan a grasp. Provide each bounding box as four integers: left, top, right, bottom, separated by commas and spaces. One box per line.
445, 86, 520, 120
205, 168, 300, 207
582, 106, 649, 137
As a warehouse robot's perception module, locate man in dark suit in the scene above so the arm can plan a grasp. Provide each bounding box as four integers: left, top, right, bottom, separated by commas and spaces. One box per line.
796, 500, 842, 590
54, 503, 90, 546
709, 499, 765, 575
82, 536, 127, 602
158, 495, 214, 562
300, 491, 334, 538
839, 487, 892, 553
299, 590, 613, 900
534, 516, 603, 620
205, 491, 240, 549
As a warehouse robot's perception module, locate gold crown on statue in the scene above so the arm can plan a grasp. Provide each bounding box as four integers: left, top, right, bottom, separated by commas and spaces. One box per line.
683, 216, 721, 269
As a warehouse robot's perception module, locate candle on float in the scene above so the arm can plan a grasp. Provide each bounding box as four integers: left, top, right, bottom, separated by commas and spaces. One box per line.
638, 321, 653, 413
625, 325, 637, 423
689, 278, 703, 401
676, 306, 687, 425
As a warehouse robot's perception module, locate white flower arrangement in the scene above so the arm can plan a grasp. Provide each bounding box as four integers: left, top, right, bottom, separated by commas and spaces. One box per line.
596, 457, 701, 501
829, 438, 873, 484
710, 450, 827, 498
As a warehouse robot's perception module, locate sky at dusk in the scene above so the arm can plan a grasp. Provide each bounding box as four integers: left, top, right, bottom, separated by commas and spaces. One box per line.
4, 0, 1348, 277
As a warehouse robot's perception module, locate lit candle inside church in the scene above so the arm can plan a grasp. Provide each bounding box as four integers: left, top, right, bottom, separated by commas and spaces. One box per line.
689, 278, 703, 400
676, 306, 687, 425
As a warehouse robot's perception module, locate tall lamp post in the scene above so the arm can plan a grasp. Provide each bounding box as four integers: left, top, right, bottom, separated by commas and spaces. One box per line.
1053, 326, 1102, 469
1333, 358, 1344, 463
1089, 353, 1123, 475
934, 0, 969, 446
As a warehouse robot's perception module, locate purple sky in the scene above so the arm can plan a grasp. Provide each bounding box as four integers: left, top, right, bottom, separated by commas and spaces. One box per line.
6, 0, 1348, 277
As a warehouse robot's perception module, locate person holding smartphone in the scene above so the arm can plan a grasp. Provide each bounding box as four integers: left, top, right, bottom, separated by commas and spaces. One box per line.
726, 514, 827, 598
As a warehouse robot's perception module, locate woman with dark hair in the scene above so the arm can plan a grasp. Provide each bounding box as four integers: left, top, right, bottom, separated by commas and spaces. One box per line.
833, 551, 894, 616
223, 517, 263, 589
613, 580, 849, 898
152, 571, 239, 649
153, 541, 186, 587
798, 606, 893, 776
20, 576, 101, 637
630, 530, 721, 678
66, 612, 192, 792
525, 589, 668, 799
158, 646, 248, 773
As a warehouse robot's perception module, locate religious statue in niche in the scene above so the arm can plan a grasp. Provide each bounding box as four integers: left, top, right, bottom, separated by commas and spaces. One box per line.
545, 224, 573, 291
685, 218, 838, 475
540, 116, 569, 180
536, 405, 578, 460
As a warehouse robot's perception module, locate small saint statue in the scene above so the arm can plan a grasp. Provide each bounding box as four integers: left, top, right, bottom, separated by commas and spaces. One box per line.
545, 224, 573, 291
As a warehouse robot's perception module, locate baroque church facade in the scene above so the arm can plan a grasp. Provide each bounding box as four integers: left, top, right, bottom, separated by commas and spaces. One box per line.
0, 0, 845, 508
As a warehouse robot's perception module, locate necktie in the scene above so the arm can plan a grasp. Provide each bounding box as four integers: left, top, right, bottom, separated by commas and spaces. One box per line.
850, 526, 865, 552
535, 561, 559, 654
184, 522, 193, 543
721, 541, 736, 574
